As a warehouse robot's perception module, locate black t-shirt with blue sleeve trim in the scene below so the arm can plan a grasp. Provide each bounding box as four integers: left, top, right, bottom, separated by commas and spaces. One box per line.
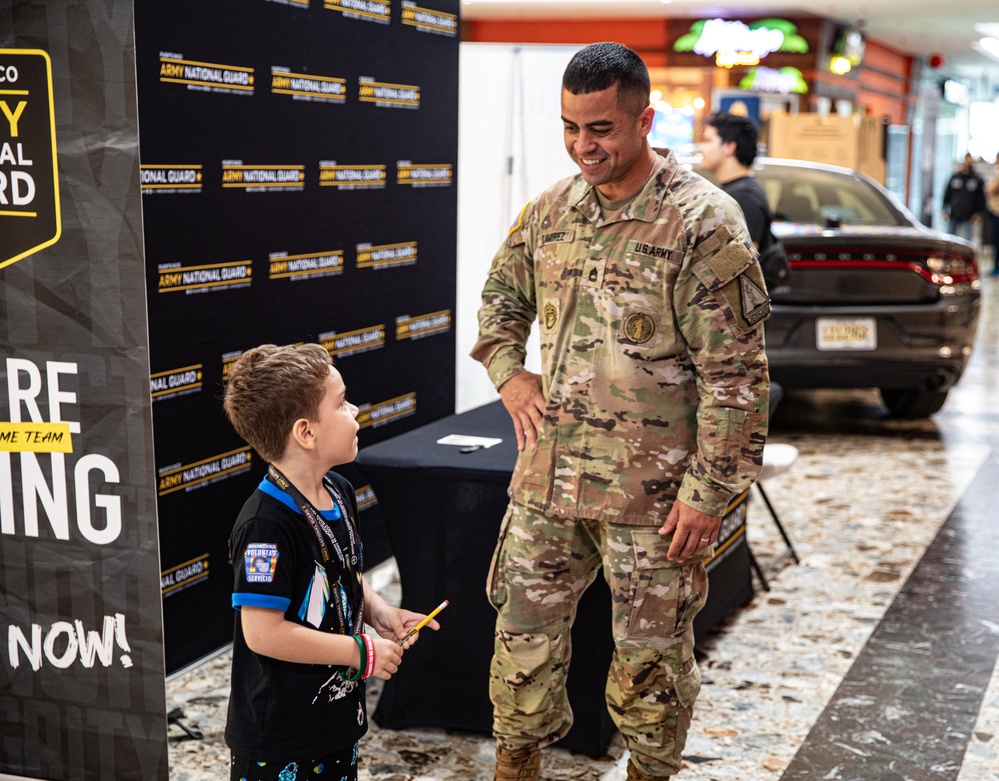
225, 470, 367, 759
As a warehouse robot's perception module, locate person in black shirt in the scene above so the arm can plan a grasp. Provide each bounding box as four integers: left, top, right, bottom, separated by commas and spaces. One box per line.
222, 343, 439, 781
942, 153, 986, 242
700, 111, 771, 249
987, 160, 999, 275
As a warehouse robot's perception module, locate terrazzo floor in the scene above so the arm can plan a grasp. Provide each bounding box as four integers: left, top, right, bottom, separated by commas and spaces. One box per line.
167, 278, 999, 781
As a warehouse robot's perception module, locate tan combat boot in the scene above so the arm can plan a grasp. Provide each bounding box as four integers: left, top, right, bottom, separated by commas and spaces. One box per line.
494, 745, 541, 781
626, 758, 662, 781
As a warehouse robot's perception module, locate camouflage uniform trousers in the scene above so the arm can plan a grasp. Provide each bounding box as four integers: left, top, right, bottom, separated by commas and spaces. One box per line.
487, 501, 709, 777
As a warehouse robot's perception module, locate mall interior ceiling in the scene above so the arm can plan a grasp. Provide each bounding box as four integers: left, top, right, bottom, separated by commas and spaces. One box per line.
460, 0, 999, 81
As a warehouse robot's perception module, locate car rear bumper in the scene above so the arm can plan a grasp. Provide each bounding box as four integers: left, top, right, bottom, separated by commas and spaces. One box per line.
764, 295, 980, 391
769, 361, 965, 391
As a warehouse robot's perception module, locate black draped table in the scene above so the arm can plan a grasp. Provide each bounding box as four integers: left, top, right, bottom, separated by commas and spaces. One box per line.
355, 400, 753, 758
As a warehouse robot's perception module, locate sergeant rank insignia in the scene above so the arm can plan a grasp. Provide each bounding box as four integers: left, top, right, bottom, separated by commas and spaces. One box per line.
581, 258, 605, 288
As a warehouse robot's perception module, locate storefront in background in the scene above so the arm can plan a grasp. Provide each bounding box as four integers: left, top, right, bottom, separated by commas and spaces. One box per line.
466, 15, 915, 191
660, 16, 912, 175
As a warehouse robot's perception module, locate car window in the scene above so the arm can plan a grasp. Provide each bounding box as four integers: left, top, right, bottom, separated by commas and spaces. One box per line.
759, 166, 906, 227
685, 158, 911, 228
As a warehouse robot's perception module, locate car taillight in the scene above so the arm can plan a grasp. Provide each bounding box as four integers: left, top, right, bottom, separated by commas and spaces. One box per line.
788, 247, 979, 289
925, 255, 978, 285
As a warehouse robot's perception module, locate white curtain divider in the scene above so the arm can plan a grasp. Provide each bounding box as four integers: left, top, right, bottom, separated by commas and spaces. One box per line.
455, 42, 582, 414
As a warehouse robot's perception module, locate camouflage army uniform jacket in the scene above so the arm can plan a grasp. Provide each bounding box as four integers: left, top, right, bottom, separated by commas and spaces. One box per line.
472, 150, 770, 524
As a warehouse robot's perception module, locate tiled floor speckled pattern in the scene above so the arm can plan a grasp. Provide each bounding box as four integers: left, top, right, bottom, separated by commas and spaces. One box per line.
168, 279, 999, 780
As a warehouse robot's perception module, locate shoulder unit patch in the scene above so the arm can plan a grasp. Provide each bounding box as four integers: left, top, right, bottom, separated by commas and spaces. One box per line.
508, 201, 531, 235
739, 275, 771, 327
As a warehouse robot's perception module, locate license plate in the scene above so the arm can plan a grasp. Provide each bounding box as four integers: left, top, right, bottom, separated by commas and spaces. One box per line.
816, 317, 877, 350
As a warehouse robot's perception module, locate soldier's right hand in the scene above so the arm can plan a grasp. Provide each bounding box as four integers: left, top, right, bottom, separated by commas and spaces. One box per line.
499, 371, 545, 452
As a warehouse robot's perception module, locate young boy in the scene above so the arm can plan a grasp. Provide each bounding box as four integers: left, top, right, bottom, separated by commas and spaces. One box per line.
222, 343, 437, 781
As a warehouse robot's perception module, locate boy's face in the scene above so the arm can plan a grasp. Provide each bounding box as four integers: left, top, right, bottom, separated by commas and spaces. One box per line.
312, 366, 360, 467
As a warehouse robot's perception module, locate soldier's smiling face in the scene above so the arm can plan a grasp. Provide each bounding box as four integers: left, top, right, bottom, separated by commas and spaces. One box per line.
561, 83, 654, 201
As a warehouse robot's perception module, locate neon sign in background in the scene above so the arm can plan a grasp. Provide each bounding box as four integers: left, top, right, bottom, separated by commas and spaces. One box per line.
675, 18, 809, 69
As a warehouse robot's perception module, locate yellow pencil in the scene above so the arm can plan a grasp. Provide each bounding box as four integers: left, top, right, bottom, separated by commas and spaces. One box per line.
398, 599, 448, 646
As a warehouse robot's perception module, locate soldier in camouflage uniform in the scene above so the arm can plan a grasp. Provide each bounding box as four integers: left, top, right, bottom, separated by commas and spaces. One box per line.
471, 43, 769, 780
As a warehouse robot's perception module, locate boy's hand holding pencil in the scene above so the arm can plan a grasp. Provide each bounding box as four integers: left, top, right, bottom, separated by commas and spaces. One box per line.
397, 599, 448, 646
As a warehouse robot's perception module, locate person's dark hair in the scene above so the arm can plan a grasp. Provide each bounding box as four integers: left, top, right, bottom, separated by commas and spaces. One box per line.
223, 343, 333, 463
562, 42, 650, 117
705, 111, 759, 167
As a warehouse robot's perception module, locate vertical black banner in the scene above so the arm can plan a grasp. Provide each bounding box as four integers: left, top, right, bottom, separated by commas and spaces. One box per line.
134, 0, 459, 674
0, 2, 168, 780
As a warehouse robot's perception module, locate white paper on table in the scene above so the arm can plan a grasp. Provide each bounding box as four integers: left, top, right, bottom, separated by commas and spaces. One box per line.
436, 434, 503, 449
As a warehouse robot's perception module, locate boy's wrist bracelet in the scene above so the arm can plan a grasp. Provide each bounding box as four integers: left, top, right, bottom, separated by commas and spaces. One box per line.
344, 635, 365, 682
361, 633, 375, 679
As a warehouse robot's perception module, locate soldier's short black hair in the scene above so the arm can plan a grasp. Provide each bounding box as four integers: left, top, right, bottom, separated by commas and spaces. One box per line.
562, 42, 650, 117
705, 111, 760, 167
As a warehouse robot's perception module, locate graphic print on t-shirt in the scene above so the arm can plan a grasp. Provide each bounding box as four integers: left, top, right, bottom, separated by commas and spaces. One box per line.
299, 562, 330, 628
314, 666, 360, 704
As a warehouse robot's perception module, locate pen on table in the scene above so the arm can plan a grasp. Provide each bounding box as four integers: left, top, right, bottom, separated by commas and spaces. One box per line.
398, 599, 448, 646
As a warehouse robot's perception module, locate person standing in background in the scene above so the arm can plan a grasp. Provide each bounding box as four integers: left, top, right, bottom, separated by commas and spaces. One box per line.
985, 159, 999, 276
699, 111, 770, 249
942, 153, 986, 242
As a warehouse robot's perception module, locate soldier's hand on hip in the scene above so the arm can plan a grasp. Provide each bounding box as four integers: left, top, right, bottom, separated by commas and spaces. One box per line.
499, 371, 545, 452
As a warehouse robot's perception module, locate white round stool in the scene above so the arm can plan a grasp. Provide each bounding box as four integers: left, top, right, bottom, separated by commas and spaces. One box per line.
760, 442, 799, 481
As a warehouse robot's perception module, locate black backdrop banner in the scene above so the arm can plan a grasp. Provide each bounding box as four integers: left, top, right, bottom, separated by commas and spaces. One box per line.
0, 2, 168, 779
134, 0, 459, 674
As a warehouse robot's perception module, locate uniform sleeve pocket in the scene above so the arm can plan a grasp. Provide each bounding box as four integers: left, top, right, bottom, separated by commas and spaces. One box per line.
702, 241, 754, 290
697, 406, 750, 482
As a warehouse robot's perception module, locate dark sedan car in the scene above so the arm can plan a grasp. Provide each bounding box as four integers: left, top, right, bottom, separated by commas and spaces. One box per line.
692, 158, 981, 417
